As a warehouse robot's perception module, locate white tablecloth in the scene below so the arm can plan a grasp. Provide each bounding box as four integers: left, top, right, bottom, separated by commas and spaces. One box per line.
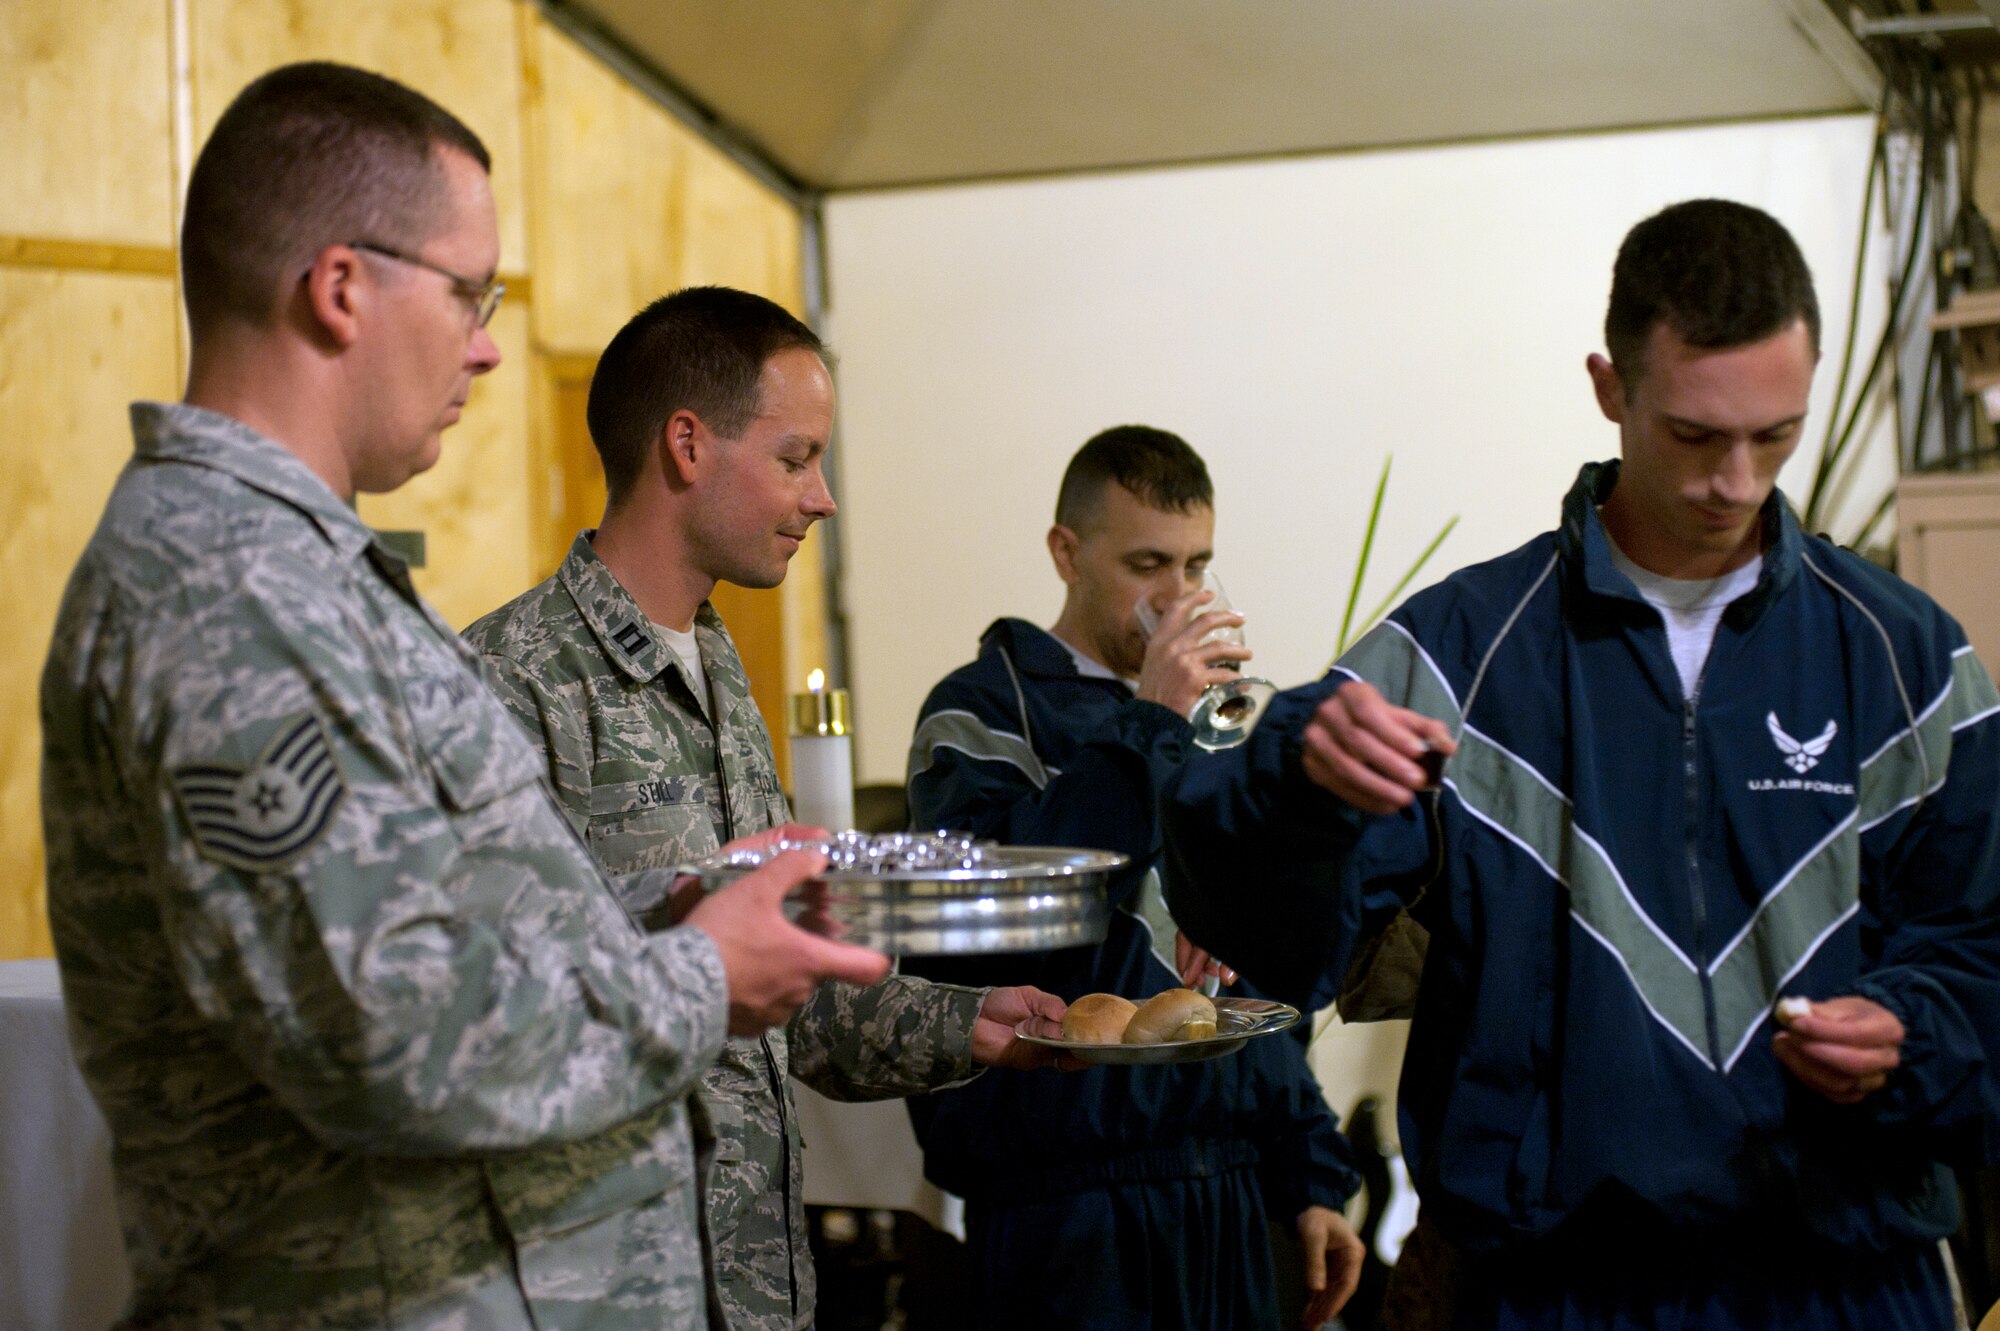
0, 959, 128, 1331
794, 1088, 963, 1236
0, 957, 956, 1331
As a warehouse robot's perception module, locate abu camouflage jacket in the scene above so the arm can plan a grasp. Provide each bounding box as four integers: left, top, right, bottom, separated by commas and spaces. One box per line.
41, 404, 731, 1331
468, 532, 987, 1331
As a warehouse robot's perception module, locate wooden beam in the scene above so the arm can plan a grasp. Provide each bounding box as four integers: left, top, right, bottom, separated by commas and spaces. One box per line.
0, 237, 176, 276
0, 237, 531, 308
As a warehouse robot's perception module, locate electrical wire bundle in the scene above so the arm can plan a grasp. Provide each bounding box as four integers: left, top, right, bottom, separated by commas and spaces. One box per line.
1810, 2, 2000, 557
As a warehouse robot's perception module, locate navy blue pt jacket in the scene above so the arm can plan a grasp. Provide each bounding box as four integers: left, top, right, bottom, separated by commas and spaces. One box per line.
1167, 462, 2000, 1262
902, 618, 1356, 1220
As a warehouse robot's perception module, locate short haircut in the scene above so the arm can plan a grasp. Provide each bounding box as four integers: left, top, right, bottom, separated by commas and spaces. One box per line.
588, 286, 826, 506
1054, 426, 1213, 531
1605, 198, 1820, 387
181, 62, 490, 337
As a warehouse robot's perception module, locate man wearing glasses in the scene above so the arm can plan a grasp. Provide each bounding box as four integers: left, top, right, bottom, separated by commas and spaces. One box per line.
39, 61, 886, 1331
349, 240, 506, 329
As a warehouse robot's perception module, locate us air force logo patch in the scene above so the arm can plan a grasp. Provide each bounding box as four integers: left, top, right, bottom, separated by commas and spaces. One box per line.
170, 713, 346, 872
1767, 712, 1838, 774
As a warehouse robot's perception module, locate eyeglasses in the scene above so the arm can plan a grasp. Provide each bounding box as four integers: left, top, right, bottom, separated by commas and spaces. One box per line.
349, 241, 505, 327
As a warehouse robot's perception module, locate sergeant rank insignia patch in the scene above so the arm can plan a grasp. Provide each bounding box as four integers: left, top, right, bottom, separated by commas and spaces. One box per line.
170, 713, 347, 872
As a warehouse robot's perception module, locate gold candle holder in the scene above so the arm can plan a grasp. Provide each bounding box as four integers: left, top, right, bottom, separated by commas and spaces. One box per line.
787, 670, 854, 831
788, 672, 851, 737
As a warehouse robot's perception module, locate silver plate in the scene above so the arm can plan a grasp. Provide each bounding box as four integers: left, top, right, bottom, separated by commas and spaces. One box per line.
1014, 997, 1302, 1065
681, 843, 1125, 956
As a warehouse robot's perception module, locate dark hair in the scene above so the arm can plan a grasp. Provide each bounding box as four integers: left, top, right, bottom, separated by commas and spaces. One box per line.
1605, 199, 1820, 386
181, 62, 490, 337
587, 286, 826, 506
1054, 425, 1213, 530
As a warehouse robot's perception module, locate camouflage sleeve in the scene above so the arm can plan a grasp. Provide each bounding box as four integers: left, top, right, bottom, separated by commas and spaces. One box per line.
477, 650, 592, 836
785, 973, 987, 1101
114, 556, 729, 1156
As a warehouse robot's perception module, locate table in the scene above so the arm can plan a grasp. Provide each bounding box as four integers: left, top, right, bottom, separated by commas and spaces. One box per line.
0, 959, 128, 1331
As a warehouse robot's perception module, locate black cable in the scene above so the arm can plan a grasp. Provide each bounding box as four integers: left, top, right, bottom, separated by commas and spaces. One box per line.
1907, 333, 1943, 473
1805, 85, 1937, 530
1809, 90, 1892, 516
1849, 485, 1899, 553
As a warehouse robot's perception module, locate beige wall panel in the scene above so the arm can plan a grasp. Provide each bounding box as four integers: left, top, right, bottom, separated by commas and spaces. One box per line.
188, 0, 529, 268
782, 531, 830, 695
1, 0, 174, 247
0, 270, 181, 961
357, 302, 536, 630
529, 352, 605, 579
677, 141, 804, 309
525, 16, 686, 353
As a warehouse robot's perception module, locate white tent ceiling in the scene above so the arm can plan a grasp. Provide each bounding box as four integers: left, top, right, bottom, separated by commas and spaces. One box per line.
560, 0, 1884, 192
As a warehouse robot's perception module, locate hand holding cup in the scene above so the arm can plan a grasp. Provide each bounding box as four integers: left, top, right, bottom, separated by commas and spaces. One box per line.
1301, 679, 1456, 815
1134, 586, 1252, 717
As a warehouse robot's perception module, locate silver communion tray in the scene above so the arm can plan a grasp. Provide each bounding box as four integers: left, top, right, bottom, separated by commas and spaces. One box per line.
683, 832, 1125, 955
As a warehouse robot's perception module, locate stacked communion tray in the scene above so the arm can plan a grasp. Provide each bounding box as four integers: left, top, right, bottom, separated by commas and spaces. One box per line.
685, 830, 1126, 955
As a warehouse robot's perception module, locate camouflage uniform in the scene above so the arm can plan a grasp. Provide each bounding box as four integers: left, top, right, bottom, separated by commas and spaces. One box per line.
467, 533, 989, 1331
41, 404, 734, 1331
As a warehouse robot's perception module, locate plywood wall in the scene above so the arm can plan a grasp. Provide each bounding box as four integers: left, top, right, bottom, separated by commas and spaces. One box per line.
1, 0, 176, 249
0, 270, 182, 960
522, 16, 691, 357
187, 0, 532, 274
0, 0, 816, 959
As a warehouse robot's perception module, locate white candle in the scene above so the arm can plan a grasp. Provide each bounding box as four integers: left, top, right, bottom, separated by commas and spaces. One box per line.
788, 670, 855, 832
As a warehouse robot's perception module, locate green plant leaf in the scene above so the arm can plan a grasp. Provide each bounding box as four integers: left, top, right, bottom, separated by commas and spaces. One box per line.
1354, 515, 1461, 640
1336, 456, 1391, 655
1331, 456, 1457, 663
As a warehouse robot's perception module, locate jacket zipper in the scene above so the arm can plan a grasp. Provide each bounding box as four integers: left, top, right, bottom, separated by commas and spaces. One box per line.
1683, 674, 1722, 1067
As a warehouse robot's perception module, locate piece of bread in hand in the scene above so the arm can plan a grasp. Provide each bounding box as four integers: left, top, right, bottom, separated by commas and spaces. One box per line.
1061, 993, 1139, 1043
1123, 988, 1219, 1043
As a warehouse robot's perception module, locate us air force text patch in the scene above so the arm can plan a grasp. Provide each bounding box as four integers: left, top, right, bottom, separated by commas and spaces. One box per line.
170, 713, 346, 872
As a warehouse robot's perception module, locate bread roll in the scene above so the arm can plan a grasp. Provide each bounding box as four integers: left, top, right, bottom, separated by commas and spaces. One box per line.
1061, 993, 1138, 1044
1123, 988, 1219, 1044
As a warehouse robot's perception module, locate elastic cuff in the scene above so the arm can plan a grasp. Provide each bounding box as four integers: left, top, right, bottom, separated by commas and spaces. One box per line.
1313, 1172, 1362, 1213
1848, 976, 1947, 1127
1277, 725, 1368, 830
1275, 1170, 1360, 1220
938, 982, 991, 1079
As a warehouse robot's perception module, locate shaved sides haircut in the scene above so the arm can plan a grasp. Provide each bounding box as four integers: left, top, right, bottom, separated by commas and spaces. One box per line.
181, 61, 490, 337
587, 286, 826, 508
1055, 425, 1214, 532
